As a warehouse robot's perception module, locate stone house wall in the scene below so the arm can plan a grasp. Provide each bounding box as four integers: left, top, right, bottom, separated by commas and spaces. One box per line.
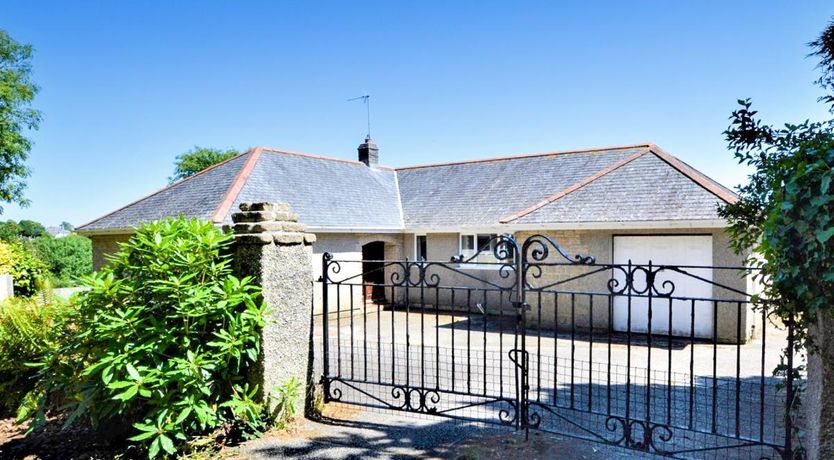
91, 233, 132, 270
401, 229, 756, 343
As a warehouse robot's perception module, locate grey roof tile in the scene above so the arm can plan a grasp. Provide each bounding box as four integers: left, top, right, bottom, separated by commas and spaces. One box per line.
228, 151, 402, 228
512, 153, 726, 223
395, 147, 647, 227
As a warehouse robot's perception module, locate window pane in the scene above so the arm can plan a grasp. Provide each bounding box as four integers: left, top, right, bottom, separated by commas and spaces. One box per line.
461, 235, 475, 251
416, 235, 427, 260
476, 234, 498, 263
477, 235, 492, 252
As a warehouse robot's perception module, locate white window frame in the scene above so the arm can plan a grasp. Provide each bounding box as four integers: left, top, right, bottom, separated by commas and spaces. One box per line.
458, 233, 514, 269
414, 234, 427, 261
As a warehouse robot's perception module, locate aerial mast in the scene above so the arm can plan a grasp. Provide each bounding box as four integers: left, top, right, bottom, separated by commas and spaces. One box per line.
347, 94, 371, 140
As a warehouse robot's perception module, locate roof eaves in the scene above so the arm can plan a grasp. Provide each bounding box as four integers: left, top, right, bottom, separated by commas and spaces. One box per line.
647, 144, 739, 204
499, 149, 650, 223
75, 226, 135, 236
76, 149, 253, 231
210, 146, 264, 223
395, 143, 652, 171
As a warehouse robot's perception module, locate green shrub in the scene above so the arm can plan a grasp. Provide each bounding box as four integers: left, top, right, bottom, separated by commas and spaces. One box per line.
18, 220, 46, 238
0, 297, 67, 418
31, 234, 92, 286
271, 377, 302, 429
0, 220, 22, 242
0, 240, 48, 297
31, 218, 265, 458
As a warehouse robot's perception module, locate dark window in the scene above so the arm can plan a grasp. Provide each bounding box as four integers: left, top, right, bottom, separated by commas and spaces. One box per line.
416, 235, 427, 261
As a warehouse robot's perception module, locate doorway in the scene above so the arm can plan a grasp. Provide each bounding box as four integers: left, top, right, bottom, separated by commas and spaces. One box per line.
361, 241, 386, 303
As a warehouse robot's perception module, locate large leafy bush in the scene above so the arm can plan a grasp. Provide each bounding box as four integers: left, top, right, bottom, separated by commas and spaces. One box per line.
31, 234, 92, 286
0, 239, 48, 296
0, 297, 66, 418
32, 218, 265, 458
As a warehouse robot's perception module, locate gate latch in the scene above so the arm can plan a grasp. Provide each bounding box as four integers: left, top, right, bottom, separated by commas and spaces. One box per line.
512, 301, 531, 311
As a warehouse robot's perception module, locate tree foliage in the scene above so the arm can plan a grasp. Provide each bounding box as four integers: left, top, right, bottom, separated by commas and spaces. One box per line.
719, 20, 834, 356
31, 234, 92, 286
0, 219, 22, 241
0, 30, 41, 212
18, 219, 45, 238
169, 146, 238, 183
30, 218, 266, 458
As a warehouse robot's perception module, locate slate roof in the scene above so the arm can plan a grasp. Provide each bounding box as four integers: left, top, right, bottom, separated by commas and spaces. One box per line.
78, 153, 251, 231
77, 143, 737, 233
397, 146, 647, 227
508, 153, 728, 224
228, 149, 402, 229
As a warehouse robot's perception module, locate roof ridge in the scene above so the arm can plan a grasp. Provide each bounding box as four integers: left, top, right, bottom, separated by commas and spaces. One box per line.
259, 146, 397, 170
646, 144, 738, 204
499, 150, 650, 223
395, 143, 652, 171
260, 146, 365, 165
211, 147, 264, 223
77, 149, 253, 231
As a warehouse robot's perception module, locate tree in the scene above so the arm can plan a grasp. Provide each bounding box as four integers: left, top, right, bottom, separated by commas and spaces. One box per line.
719, 20, 834, 344
31, 234, 91, 286
169, 146, 238, 183
18, 219, 45, 238
718, 21, 834, 452
0, 30, 40, 213
0, 220, 21, 241
59, 221, 73, 232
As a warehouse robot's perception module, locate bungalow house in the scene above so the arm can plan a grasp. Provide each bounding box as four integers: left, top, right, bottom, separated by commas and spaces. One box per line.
77, 140, 755, 342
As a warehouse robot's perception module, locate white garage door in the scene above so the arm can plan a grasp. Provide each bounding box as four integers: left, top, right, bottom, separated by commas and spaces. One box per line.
612, 235, 714, 338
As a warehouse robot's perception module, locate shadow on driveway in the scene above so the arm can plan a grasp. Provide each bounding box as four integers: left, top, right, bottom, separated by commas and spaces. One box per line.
243, 408, 496, 459
241, 405, 654, 459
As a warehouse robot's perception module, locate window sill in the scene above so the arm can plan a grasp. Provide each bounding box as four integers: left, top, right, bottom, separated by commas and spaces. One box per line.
456, 263, 509, 271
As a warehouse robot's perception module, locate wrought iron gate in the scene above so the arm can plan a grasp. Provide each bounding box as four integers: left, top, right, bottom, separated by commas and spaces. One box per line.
318, 235, 798, 459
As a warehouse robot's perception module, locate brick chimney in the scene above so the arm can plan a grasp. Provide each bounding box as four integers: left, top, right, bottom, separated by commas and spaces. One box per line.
357, 137, 379, 166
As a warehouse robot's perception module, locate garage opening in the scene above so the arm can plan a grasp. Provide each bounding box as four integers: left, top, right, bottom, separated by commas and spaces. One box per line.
612, 235, 714, 338
361, 241, 386, 303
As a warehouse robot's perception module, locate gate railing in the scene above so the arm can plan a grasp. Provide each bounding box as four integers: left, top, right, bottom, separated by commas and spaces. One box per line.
318, 234, 798, 460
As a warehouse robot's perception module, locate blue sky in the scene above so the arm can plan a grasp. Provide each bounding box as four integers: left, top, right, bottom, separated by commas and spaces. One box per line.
3, 1, 833, 226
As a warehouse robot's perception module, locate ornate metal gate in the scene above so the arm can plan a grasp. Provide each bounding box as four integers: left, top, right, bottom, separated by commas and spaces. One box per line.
319, 235, 797, 459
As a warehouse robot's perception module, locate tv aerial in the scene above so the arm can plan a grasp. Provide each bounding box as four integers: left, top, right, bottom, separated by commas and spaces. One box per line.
347, 94, 371, 140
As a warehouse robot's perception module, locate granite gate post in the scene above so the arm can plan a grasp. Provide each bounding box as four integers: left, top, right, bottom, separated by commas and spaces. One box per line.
229, 202, 316, 414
